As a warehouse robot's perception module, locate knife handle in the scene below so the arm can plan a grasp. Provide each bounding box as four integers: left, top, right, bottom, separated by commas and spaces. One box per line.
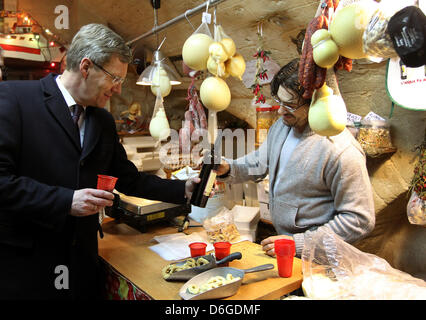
216, 252, 242, 265
243, 263, 274, 273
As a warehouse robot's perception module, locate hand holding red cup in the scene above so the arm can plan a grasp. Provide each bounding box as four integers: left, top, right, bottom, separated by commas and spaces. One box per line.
97, 174, 118, 191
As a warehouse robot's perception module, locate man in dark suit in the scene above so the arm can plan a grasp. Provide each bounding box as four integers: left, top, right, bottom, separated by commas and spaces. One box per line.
0, 23, 199, 300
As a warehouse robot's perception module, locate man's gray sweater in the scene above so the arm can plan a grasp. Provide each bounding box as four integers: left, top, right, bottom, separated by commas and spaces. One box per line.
219, 120, 375, 256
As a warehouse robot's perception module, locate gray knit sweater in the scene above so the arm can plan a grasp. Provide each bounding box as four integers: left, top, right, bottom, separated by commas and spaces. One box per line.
219, 120, 375, 256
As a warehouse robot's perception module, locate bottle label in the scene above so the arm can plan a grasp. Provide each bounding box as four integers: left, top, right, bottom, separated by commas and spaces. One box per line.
203, 172, 217, 197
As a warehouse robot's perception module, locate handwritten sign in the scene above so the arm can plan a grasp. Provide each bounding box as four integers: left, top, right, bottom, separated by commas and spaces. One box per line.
386, 57, 426, 111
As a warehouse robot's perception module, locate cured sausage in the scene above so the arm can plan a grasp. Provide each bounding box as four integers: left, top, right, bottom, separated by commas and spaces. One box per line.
333, 0, 339, 10
187, 85, 201, 129
180, 81, 208, 154
300, 14, 325, 99
334, 56, 353, 72
299, 0, 347, 98
342, 56, 353, 72
194, 94, 207, 130
179, 110, 194, 154
314, 65, 327, 89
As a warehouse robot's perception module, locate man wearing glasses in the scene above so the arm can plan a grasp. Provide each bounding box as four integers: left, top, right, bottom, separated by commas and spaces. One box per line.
0, 24, 200, 300
215, 59, 375, 258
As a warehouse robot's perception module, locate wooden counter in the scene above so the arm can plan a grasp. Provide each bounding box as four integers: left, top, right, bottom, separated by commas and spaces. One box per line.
98, 218, 303, 300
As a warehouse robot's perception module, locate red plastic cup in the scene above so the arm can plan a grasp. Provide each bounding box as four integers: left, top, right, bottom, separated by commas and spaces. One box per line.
274, 239, 295, 277
97, 175, 118, 191
213, 241, 232, 266
189, 242, 207, 257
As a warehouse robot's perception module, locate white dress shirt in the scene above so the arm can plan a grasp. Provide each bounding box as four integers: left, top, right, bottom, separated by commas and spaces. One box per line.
55, 75, 86, 146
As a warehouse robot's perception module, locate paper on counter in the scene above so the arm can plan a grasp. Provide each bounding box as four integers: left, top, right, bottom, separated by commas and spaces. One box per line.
149, 230, 251, 261
149, 232, 212, 261
171, 166, 199, 181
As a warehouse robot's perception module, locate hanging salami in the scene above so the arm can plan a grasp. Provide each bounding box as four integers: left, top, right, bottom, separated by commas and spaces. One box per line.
179, 78, 208, 154
298, 0, 351, 99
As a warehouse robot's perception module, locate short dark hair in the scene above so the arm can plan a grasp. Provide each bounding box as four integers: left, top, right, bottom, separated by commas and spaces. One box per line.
270, 58, 305, 100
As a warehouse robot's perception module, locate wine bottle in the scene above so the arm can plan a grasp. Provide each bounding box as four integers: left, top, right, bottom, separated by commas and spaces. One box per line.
190, 143, 221, 208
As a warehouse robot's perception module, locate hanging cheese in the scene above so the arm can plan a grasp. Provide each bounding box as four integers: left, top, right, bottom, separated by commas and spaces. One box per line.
150, 66, 172, 97
311, 29, 339, 69
207, 56, 226, 77
220, 38, 236, 58
225, 53, 246, 80
182, 33, 214, 71
329, 2, 376, 59
149, 108, 170, 141
308, 83, 347, 137
200, 76, 231, 112
209, 41, 229, 63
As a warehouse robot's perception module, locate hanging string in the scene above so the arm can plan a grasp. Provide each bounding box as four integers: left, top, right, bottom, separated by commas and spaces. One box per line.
153, 6, 159, 49
257, 22, 263, 38
157, 37, 167, 51
184, 10, 196, 30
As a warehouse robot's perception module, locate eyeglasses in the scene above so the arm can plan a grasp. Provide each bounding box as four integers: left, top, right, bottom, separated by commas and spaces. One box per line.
272, 95, 307, 113
92, 61, 125, 85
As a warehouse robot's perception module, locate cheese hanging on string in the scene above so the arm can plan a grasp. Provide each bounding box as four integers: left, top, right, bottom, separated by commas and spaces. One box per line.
311, 29, 339, 69
182, 33, 214, 71
200, 76, 231, 112
225, 53, 246, 80
329, 2, 377, 59
149, 106, 170, 141
220, 38, 237, 58
207, 56, 226, 77
150, 66, 172, 97
209, 41, 229, 63
308, 83, 347, 137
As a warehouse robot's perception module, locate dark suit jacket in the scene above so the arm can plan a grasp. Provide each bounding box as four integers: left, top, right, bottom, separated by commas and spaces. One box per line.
0, 73, 186, 299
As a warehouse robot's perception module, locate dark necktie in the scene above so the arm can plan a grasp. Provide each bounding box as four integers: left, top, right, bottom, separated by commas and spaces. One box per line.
71, 104, 83, 146
71, 104, 83, 126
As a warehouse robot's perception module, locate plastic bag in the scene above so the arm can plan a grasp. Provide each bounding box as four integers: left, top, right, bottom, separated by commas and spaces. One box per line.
149, 93, 170, 141
301, 229, 426, 299
196, 12, 213, 38
361, 0, 412, 62
362, 7, 397, 61
214, 24, 229, 43
182, 12, 213, 72
356, 119, 397, 157
407, 191, 426, 226
203, 207, 240, 243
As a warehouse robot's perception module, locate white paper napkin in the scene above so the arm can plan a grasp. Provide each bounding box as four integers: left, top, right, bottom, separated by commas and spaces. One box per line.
149, 230, 250, 261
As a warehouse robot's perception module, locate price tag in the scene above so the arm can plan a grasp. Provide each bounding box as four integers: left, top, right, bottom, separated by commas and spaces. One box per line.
202, 12, 211, 24
363, 111, 386, 121
347, 112, 362, 125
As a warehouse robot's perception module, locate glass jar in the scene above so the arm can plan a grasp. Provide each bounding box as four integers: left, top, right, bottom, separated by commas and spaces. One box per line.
256, 107, 274, 145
